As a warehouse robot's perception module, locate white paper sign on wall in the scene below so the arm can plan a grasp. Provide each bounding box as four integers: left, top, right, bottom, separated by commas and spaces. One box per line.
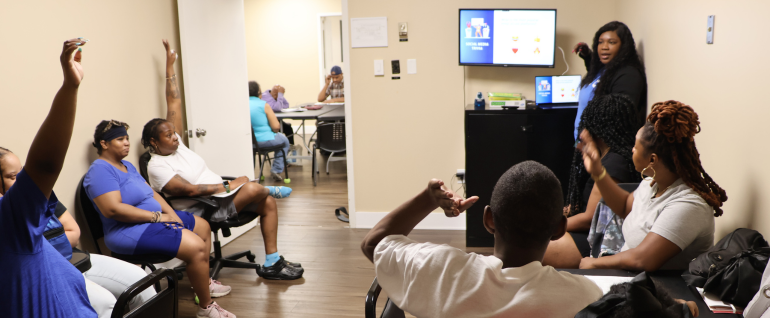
351, 17, 388, 48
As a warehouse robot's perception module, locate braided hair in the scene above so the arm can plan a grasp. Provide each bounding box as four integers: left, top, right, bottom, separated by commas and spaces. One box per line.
567, 94, 641, 215
92, 120, 130, 155
0, 146, 13, 194
641, 101, 727, 216
141, 118, 168, 153
580, 22, 646, 122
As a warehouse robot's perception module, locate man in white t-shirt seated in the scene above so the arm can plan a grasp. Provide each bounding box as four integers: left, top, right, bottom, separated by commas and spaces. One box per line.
361, 161, 603, 318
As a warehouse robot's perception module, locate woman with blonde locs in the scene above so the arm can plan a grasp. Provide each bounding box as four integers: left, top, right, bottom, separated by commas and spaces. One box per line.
577, 100, 727, 271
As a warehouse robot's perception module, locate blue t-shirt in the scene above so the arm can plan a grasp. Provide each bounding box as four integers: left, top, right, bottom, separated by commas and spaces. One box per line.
250, 96, 277, 142
0, 170, 96, 317
574, 71, 604, 140
84, 159, 161, 254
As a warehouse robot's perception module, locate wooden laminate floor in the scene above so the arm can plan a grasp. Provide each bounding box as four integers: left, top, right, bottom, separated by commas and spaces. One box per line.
177, 147, 492, 317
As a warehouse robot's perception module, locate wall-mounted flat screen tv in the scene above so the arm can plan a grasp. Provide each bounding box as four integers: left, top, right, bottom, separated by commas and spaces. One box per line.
459, 9, 556, 67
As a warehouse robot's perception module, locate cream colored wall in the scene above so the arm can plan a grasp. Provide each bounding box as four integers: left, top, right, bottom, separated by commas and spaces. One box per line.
617, 0, 770, 238
244, 0, 342, 104
347, 0, 616, 216
0, 1, 182, 243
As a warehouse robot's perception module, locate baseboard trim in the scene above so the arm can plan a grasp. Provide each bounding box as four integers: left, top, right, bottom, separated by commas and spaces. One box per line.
355, 212, 466, 230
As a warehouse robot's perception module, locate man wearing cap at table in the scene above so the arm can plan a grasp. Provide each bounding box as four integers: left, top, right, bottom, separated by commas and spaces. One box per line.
317, 65, 344, 103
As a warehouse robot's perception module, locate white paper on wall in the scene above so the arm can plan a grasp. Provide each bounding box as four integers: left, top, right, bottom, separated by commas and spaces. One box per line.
351, 17, 388, 48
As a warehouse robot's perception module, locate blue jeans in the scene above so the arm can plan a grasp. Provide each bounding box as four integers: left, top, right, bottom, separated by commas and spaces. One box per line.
257, 133, 291, 173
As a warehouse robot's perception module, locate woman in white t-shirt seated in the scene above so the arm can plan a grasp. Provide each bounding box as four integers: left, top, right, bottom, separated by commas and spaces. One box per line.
577, 100, 727, 271
140, 39, 302, 281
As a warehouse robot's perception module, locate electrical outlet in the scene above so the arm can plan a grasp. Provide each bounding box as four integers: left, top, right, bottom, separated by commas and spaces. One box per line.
456, 169, 465, 184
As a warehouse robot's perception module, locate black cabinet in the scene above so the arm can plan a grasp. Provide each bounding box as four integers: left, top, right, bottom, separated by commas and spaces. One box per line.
464, 108, 577, 247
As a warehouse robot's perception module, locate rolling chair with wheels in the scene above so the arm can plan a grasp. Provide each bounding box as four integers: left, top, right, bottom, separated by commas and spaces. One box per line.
312, 122, 346, 186
366, 277, 406, 318
139, 151, 262, 280
75, 176, 182, 291
252, 127, 290, 184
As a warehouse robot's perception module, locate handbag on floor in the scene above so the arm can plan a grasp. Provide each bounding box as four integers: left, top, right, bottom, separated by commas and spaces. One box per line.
683, 228, 770, 307
744, 259, 770, 318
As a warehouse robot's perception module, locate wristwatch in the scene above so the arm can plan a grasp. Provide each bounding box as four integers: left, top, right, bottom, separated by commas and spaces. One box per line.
223, 180, 231, 193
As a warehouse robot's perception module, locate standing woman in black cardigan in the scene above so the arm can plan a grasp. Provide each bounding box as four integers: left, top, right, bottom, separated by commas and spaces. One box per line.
572, 21, 647, 140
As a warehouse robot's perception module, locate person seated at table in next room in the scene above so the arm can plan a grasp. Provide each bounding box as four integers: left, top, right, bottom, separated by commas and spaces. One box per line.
144, 40, 301, 281
249, 81, 291, 182
258, 82, 294, 145
542, 94, 640, 268
84, 119, 237, 318
361, 161, 603, 318
577, 100, 727, 271
317, 65, 344, 103
1, 147, 156, 317
0, 38, 96, 318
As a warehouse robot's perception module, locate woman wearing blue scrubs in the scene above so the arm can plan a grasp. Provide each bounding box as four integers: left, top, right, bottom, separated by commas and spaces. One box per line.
572, 21, 647, 140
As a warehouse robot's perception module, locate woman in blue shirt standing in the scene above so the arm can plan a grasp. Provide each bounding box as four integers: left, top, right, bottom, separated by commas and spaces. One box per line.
572, 21, 647, 140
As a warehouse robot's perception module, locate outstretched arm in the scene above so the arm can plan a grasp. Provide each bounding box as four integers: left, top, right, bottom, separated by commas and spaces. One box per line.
163, 39, 184, 137
25, 38, 86, 198
361, 179, 478, 262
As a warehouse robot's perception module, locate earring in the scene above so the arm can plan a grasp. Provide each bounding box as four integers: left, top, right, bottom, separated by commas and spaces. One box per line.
641, 166, 656, 182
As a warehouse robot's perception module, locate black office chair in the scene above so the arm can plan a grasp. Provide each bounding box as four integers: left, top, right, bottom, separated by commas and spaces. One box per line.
75, 176, 180, 290
366, 277, 406, 318
312, 122, 346, 186
111, 268, 179, 318
139, 151, 261, 280
251, 129, 290, 184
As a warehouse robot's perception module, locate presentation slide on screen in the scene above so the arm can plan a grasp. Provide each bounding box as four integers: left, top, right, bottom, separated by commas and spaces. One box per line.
535, 76, 581, 104
460, 10, 556, 66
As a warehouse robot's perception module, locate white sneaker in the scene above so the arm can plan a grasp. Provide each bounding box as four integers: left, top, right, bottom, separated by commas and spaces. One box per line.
209, 278, 231, 298
197, 301, 235, 318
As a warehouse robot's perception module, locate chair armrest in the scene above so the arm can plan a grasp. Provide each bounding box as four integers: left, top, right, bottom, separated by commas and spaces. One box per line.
112, 268, 178, 318
166, 196, 219, 208
365, 277, 383, 318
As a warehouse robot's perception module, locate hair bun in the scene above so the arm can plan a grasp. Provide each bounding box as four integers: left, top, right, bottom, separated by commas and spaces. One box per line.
647, 100, 700, 143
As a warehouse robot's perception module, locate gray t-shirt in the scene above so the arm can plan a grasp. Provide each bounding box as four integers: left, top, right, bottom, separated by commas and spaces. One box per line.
621, 178, 715, 270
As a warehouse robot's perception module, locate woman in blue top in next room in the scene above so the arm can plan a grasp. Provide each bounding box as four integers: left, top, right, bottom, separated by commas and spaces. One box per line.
249, 80, 291, 182
572, 21, 647, 140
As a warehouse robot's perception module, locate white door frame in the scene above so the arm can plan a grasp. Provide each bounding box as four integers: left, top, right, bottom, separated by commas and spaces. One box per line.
317, 12, 342, 90
340, 1, 356, 227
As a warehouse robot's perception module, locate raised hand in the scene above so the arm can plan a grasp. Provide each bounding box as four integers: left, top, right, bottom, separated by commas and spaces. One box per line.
427, 179, 479, 217
578, 130, 604, 176
61, 38, 86, 88
572, 42, 591, 60
162, 39, 177, 67
325, 74, 332, 85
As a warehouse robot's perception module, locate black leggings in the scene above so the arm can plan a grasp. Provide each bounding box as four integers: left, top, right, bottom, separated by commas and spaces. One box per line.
569, 231, 591, 258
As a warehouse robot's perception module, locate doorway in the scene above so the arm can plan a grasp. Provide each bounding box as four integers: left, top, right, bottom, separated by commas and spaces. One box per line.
318, 13, 343, 89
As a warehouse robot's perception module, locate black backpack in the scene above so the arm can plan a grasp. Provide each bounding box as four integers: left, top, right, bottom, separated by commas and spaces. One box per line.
683, 228, 770, 307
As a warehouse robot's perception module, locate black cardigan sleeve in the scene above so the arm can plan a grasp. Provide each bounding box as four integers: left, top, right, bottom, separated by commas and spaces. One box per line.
609, 65, 647, 124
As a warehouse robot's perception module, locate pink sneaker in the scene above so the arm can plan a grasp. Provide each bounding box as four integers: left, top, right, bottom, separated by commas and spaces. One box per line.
209, 278, 232, 298
197, 301, 235, 318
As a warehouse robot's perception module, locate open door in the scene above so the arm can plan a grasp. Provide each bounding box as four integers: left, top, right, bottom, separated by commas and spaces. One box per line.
177, 0, 256, 246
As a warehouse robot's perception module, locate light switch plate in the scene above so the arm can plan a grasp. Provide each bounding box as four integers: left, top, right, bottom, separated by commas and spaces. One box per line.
374, 59, 384, 76
707, 15, 715, 44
